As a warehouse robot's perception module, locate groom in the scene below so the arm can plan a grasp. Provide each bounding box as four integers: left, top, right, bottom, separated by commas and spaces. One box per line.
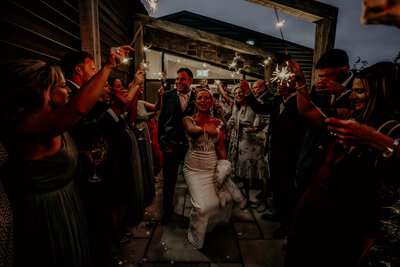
158, 67, 196, 225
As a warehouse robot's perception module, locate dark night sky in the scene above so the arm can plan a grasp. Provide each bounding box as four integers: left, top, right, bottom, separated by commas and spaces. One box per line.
143, 0, 400, 68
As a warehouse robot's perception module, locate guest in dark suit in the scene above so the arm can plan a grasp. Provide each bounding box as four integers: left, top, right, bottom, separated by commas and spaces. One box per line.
296, 49, 356, 198
158, 68, 195, 225
61, 51, 97, 97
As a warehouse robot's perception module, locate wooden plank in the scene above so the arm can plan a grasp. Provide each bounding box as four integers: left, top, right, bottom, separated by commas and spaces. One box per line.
0, 19, 78, 61
0, 1, 80, 50
312, 18, 337, 84
12, 0, 80, 37
79, 0, 102, 70
134, 19, 144, 72
245, 0, 338, 22
135, 13, 271, 58
98, 1, 131, 38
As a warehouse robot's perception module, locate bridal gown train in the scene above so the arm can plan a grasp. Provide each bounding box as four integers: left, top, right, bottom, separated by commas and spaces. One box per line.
183, 117, 233, 249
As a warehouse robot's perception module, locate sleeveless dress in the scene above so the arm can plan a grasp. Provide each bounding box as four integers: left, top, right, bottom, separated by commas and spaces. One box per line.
0, 143, 12, 267
183, 117, 233, 249
133, 100, 155, 206
11, 133, 91, 267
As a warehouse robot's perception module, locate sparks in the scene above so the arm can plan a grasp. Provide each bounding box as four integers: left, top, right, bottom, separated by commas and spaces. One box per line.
121, 57, 132, 64
140, 61, 149, 71
228, 61, 237, 69
275, 20, 285, 28
259, 56, 272, 67
233, 52, 241, 61
270, 64, 294, 85
143, 44, 152, 52
235, 68, 242, 75
146, 0, 158, 13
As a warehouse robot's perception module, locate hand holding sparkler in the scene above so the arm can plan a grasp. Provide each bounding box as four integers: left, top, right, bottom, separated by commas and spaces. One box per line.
108, 46, 134, 67
287, 60, 328, 121
240, 79, 251, 95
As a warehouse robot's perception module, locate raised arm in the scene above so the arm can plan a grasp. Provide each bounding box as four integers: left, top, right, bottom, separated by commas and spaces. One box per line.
216, 83, 231, 105
287, 59, 325, 125
183, 117, 203, 135
16, 46, 133, 139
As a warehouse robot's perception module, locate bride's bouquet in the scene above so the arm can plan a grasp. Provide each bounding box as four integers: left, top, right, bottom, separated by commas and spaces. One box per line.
214, 159, 245, 207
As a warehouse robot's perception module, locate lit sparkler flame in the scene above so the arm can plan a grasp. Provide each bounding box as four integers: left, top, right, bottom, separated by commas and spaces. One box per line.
235, 68, 242, 75
233, 52, 241, 61
146, 0, 158, 12
228, 61, 237, 69
122, 57, 132, 64
144, 44, 152, 52
140, 60, 149, 71
275, 20, 285, 28
259, 56, 272, 67
270, 64, 294, 85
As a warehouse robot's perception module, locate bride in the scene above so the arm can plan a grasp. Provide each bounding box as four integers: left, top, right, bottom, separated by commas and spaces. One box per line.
183, 88, 243, 249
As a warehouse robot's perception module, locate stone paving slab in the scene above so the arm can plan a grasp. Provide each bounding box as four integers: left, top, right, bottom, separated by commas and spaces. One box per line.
145, 222, 240, 263
252, 209, 283, 240
238, 240, 286, 267
233, 222, 263, 240
231, 206, 254, 222
210, 264, 244, 267
142, 263, 209, 267
128, 221, 156, 238
113, 238, 149, 267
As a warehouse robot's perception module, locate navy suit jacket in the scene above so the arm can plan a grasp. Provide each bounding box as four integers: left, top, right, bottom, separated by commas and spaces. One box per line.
158, 89, 195, 151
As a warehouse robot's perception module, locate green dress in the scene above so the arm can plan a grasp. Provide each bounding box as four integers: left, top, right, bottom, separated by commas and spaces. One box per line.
11, 133, 91, 267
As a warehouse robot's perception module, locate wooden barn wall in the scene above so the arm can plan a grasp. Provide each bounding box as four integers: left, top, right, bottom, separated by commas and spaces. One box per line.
0, 0, 81, 64
98, 0, 135, 83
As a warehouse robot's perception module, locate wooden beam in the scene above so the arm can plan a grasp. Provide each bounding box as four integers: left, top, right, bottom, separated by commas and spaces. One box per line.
79, 0, 101, 70
134, 13, 271, 58
312, 18, 337, 84
245, 0, 338, 23
134, 20, 144, 73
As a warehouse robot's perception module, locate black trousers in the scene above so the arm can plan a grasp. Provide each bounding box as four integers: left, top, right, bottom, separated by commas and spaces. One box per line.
162, 145, 187, 214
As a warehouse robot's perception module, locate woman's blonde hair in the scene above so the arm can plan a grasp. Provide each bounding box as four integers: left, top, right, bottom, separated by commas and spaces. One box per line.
0, 60, 64, 124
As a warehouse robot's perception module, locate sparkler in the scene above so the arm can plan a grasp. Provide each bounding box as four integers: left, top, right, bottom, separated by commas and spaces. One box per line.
270, 63, 294, 86
259, 56, 272, 68
146, 0, 158, 13
275, 20, 285, 28
143, 44, 152, 52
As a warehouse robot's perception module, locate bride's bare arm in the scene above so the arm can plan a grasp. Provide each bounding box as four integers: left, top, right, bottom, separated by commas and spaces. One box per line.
183, 117, 203, 135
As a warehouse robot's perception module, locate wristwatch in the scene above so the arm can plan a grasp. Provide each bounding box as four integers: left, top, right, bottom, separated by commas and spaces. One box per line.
382, 138, 400, 158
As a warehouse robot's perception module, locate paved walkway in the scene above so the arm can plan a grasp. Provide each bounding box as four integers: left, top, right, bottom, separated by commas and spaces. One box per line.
114, 170, 286, 267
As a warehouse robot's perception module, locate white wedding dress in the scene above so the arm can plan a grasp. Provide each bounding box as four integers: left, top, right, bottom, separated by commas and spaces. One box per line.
183, 117, 233, 249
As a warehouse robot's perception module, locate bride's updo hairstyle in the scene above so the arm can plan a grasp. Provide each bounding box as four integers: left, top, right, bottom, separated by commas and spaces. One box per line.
194, 87, 213, 113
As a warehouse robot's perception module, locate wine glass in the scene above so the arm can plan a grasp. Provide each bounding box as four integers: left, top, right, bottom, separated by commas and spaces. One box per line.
89, 148, 103, 183
88, 137, 107, 183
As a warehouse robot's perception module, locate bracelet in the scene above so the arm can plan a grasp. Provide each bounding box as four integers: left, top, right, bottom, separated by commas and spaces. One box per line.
296, 84, 307, 91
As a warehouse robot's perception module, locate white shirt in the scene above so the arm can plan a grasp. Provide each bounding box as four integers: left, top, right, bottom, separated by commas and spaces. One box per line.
177, 89, 192, 112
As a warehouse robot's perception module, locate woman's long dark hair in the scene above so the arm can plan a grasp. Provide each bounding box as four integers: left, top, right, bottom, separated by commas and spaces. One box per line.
354, 62, 400, 128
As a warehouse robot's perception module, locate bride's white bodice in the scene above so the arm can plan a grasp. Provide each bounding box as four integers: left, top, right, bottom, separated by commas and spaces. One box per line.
185, 117, 223, 153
